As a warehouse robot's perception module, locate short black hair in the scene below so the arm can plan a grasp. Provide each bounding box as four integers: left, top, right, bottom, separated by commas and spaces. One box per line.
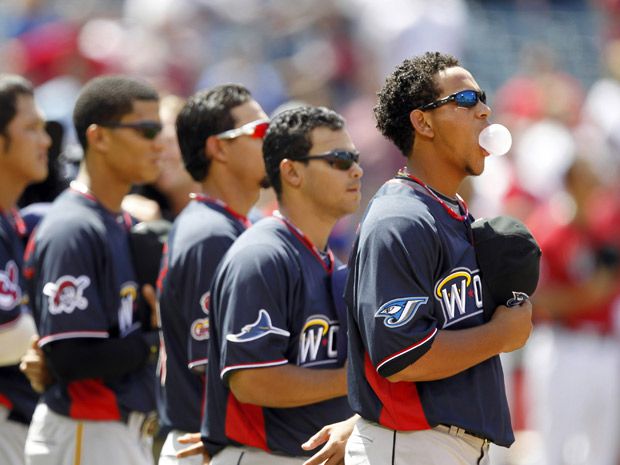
0, 74, 34, 148
176, 84, 252, 182
263, 105, 345, 196
374, 51, 459, 156
73, 75, 159, 152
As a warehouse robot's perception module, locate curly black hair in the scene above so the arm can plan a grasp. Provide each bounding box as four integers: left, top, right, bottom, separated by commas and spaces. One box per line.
374, 52, 459, 157
176, 84, 252, 182
263, 105, 344, 197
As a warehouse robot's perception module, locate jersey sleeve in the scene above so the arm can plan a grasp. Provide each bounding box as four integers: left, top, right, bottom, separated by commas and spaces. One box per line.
350, 208, 441, 378
213, 243, 295, 383
184, 235, 235, 372
33, 223, 110, 346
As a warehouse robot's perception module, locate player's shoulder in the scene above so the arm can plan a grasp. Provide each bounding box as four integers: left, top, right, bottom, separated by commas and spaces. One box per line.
171, 201, 240, 250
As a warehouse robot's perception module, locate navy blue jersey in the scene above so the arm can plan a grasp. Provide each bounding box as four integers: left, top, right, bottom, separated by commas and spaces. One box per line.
202, 215, 352, 457
346, 179, 514, 447
0, 210, 38, 424
26, 188, 155, 420
157, 197, 249, 433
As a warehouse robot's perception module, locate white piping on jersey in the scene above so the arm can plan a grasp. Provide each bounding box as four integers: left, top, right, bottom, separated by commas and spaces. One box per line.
220, 358, 288, 380
39, 330, 109, 347
376, 327, 438, 373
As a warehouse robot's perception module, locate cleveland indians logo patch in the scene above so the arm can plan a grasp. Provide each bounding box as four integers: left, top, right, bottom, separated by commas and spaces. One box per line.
226, 309, 290, 343
43, 275, 91, 315
0, 261, 22, 311
191, 291, 211, 341
375, 297, 428, 328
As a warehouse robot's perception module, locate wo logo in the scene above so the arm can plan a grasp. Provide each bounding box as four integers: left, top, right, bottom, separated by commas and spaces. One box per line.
375, 297, 428, 328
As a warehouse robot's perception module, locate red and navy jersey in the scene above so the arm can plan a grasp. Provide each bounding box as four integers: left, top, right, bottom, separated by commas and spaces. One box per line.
202, 215, 352, 457
0, 209, 38, 425
157, 197, 249, 433
26, 188, 155, 420
346, 179, 514, 447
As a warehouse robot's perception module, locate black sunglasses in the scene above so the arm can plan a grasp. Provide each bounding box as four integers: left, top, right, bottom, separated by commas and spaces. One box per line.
100, 121, 163, 140
418, 89, 487, 111
294, 150, 360, 171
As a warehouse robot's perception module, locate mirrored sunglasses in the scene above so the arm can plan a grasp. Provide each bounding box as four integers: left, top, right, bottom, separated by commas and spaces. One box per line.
418, 89, 487, 111
295, 150, 360, 171
100, 121, 163, 140
216, 119, 270, 140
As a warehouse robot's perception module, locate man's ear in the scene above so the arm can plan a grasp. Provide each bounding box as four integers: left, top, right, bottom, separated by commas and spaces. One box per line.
86, 124, 109, 152
206, 135, 227, 163
410, 109, 434, 139
279, 158, 303, 190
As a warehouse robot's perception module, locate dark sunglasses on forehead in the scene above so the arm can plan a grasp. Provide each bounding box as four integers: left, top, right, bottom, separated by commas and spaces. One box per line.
99, 121, 163, 140
216, 118, 270, 140
418, 89, 487, 111
294, 150, 360, 171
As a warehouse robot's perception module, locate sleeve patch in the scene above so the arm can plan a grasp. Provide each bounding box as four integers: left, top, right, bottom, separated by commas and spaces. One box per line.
375, 297, 428, 328
0, 260, 22, 311
226, 309, 290, 343
43, 275, 91, 315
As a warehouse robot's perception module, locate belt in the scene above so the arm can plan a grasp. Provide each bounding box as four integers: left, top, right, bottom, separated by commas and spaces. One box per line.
122, 411, 159, 438
436, 424, 490, 447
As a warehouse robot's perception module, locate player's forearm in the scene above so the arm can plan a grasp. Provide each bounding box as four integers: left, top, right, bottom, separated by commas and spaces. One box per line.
229, 364, 347, 408
0, 312, 37, 366
387, 325, 504, 382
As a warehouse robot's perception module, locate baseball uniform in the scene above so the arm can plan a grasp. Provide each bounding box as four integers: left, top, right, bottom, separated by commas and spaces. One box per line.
157, 195, 250, 464
345, 176, 513, 463
202, 213, 352, 462
0, 208, 38, 465
24, 186, 156, 465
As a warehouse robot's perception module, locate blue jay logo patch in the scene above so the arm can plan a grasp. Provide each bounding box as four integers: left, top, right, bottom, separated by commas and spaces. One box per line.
375, 297, 428, 328
226, 309, 290, 343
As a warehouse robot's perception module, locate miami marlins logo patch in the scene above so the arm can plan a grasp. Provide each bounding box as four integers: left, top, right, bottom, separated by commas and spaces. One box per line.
0, 260, 22, 311
43, 275, 91, 315
226, 309, 290, 343
375, 297, 428, 328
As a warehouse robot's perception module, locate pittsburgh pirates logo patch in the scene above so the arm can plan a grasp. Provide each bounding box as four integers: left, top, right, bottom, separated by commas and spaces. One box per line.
43, 275, 91, 315
375, 297, 428, 328
226, 309, 290, 343
0, 260, 21, 311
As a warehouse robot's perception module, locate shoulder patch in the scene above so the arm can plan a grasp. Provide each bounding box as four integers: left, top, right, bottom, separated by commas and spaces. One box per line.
226, 309, 290, 343
375, 297, 428, 328
43, 275, 91, 315
0, 260, 22, 311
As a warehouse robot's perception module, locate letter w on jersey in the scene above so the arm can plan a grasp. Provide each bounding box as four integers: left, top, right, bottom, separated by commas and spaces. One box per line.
226, 309, 290, 343
375, 297, 428, 328
434, 267, 483, 326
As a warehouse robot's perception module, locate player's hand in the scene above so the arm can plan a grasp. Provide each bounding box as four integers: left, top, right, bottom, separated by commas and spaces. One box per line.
490, 299, 533, 352
176, 433, 211, 464
301, 415, 359, 465
141, 284, 159, 330
19, 336, 53, 393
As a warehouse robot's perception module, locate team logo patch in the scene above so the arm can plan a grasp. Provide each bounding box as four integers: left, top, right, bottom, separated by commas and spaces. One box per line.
226, 309, 290, 343
43, 275, 91, 315
0, 261, 22, 311
191, 318, 209, 341
375, 297, 428, 328
298, 315, 339, 366
118, 282, 139, 334
434, 267, 483, 324
199, 291, 210, 315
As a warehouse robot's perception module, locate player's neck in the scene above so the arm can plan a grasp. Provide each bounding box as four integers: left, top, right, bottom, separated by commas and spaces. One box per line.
200, 172, 259, 217
75, 163, 128, 213
277, 198, 335, 251
0, 173, 26, 211
406, 155, 463, 198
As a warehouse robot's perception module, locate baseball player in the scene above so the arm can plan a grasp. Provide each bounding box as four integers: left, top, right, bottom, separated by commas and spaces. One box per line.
345, 52, 533, 464
156, 84, 269, 465
23, 76, 163, 465
0, 74, 50, 465
201, 105, 362, 464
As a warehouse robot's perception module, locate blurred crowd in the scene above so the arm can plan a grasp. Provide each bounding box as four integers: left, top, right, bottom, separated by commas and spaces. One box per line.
3, 0, 620, 464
